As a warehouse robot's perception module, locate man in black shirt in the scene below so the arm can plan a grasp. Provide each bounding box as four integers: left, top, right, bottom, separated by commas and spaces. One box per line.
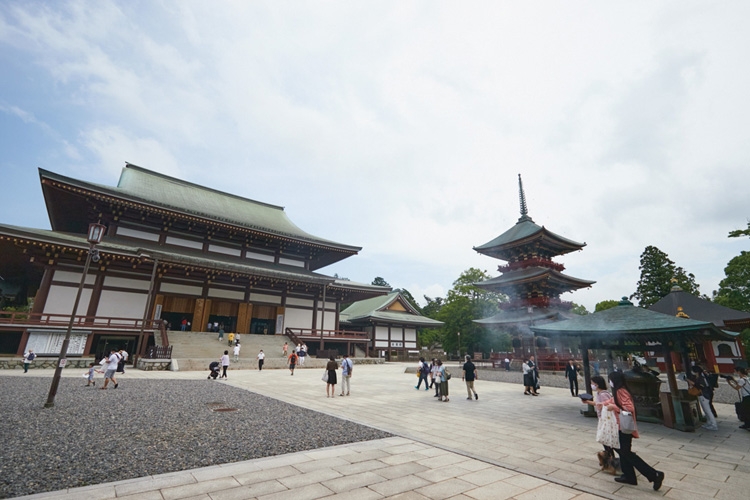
462, 355, 478, 400
564, 359, 579, 396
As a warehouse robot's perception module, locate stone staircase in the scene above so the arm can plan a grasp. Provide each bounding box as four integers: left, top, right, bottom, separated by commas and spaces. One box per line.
169, 332, 324, 371
166, 331, 384, 371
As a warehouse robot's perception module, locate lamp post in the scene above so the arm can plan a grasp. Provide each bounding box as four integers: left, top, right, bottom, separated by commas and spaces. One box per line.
44, 222, 106, 408
457, 331, 461, 358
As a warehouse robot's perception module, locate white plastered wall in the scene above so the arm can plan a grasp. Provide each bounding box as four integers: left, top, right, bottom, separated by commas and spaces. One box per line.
96, 290, 148, 319
44, 285, 92, 315
284, 307, 314, 330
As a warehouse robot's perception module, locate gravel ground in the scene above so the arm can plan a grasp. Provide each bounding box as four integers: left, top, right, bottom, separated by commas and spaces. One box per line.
0, 378, 391, 499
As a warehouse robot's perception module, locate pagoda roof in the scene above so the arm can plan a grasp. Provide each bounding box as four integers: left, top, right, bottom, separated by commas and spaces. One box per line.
649, 287, 750, 332
474, 307, 563, 325
531, 298, 738, 343
474, 267, 595, 293
40, 165, 361, 256
474, 219, 586, 260
340, 291, 444, 327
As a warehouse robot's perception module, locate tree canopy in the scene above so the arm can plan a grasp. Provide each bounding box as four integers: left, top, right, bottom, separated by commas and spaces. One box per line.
631, 245, 702, 308
595, 299, 620, 312
713, 251, 750, 313
728, 221, 750, 239
371, 277, 390, 287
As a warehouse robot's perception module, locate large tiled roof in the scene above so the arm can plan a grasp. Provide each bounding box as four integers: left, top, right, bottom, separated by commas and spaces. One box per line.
531, 298, 737, 342
40, 165, 360, 253
474, 267, 595, 291
650, 288, 750, 330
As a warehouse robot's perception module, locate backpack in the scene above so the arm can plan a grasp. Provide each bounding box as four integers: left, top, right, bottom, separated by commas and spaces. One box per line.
422, 362, 430, 375
27, 353, 36, 361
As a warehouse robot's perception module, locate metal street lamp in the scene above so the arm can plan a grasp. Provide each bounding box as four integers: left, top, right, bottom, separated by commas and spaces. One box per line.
457, 331, 461, 357
44, 222, 106, 408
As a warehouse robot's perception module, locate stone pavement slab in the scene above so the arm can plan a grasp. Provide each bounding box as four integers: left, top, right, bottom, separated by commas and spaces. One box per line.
6, 364, 750, 499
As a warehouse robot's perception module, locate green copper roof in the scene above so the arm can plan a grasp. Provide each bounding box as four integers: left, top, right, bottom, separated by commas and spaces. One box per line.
474, 267, 595, 292
340, 291, 444, 327
40, 165, 360, 253
474, 307, 562, 325
531, 297, 737, 340
474, 220, 586, 258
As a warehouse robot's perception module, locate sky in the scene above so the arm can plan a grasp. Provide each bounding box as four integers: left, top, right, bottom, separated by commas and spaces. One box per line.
1, 1, 749, 312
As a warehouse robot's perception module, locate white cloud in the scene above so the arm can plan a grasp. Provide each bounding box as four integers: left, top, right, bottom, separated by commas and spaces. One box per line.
1, 1, 750, 312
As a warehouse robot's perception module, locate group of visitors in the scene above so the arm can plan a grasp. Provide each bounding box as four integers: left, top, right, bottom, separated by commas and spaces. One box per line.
97, 348, 128, 389
522, 356, 539, 395
414, 356, 479, 403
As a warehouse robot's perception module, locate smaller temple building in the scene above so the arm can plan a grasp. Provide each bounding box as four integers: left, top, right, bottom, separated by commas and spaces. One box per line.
339, 291, 443, 357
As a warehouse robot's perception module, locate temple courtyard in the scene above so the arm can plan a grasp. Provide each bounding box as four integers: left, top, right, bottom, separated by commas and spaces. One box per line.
2, 363, 749, 500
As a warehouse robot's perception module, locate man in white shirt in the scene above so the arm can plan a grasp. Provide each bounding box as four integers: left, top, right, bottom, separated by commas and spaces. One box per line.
220, 350, 230, 379
257, 349, 265, 371
101, 349, 121, 389
339, 354, 353, 396
233, 343, 241, 362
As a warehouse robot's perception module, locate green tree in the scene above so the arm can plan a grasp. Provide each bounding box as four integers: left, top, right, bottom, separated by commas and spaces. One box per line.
421, 296, 444, 319
631, 246, 702, 308
595, 300, 620, 312
728, 221, 750, 239
371, 277, 390, 287
436, 268, 505, 355
569, 302, 589, 315
713, 251, 750, 313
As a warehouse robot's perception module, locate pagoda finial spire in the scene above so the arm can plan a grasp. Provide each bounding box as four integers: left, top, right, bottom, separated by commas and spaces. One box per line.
518, 174, 533, 223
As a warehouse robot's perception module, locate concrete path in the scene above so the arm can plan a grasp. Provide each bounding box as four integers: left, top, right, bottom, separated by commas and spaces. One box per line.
5, 363, 750, 499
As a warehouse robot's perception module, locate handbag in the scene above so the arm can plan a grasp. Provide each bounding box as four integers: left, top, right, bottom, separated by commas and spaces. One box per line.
444, 369, 451, 380
596, 407, 620, 449
321, 370, 329, 383
688, 386, 701, 397
619, 410, 636, 434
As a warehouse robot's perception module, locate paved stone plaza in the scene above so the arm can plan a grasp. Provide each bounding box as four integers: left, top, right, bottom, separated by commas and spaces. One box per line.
3, 363, 749, 500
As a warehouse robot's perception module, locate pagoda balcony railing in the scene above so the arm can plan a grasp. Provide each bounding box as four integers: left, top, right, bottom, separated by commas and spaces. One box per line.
285, 327, 370, 342
497, 258, 565, 273
498, 298, 574, 310
0, 311, 163, 331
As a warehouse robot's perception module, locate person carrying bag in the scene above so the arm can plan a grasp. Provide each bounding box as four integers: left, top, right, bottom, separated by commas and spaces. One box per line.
727, 367, 750, 430
604, 371, 664, 491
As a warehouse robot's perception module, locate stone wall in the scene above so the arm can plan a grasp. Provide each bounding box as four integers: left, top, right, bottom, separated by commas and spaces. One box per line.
136, 358, 172, 371
0, 358, 95, 370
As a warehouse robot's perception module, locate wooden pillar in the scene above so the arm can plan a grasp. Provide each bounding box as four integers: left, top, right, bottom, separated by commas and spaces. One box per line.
581, 338, 596, 417
85, 272, 105, 320
31, 266, 54, 315
703, 341, 718, 373
663, 341, 688, 431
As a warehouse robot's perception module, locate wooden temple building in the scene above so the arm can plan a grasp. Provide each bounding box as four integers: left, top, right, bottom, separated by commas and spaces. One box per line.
473, 175, 595, 367
339, 291, 443, 357
0, 164, 388, 362
648, 283, 749, 373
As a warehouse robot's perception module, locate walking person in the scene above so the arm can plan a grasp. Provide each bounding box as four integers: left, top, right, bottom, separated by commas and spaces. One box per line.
217, 327, 224, 342
583, 375, 619, 474
220, 350, 230, 379
415, 357, 430, 390
688, 365, 718, 431
727, 367, 750, 430
462, 355, 478, 400
117, 348, 128, 374
565, 359, 579, 396
522, 357, 538, 396
233, 342, 241, 362
227, 332, 234, 347
101, 349, 121, 389
288, 351, 298, 375
605, 371, 665, 490
282, 342, 288, 357
257, 349, 265, 371
461, 354, 479, 399
325, 356, 338, 398
340, 353, 353, 396
430, 358, 441, 398
504, 357, 510, 371
436, 359, 449, 402
299, 344, 307, 366
85, 362, 100, 387
22, 349, 36, 373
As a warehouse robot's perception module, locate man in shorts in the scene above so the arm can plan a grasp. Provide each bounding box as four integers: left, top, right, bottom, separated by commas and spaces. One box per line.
101, 349, 120, 389
288, 351, 298, 375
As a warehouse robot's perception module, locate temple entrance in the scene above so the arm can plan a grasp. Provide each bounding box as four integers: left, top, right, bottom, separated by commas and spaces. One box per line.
208, 300, 238, 333
250, 305, 276, 334
160, 296, 196, 331
91, 334, 138, 362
